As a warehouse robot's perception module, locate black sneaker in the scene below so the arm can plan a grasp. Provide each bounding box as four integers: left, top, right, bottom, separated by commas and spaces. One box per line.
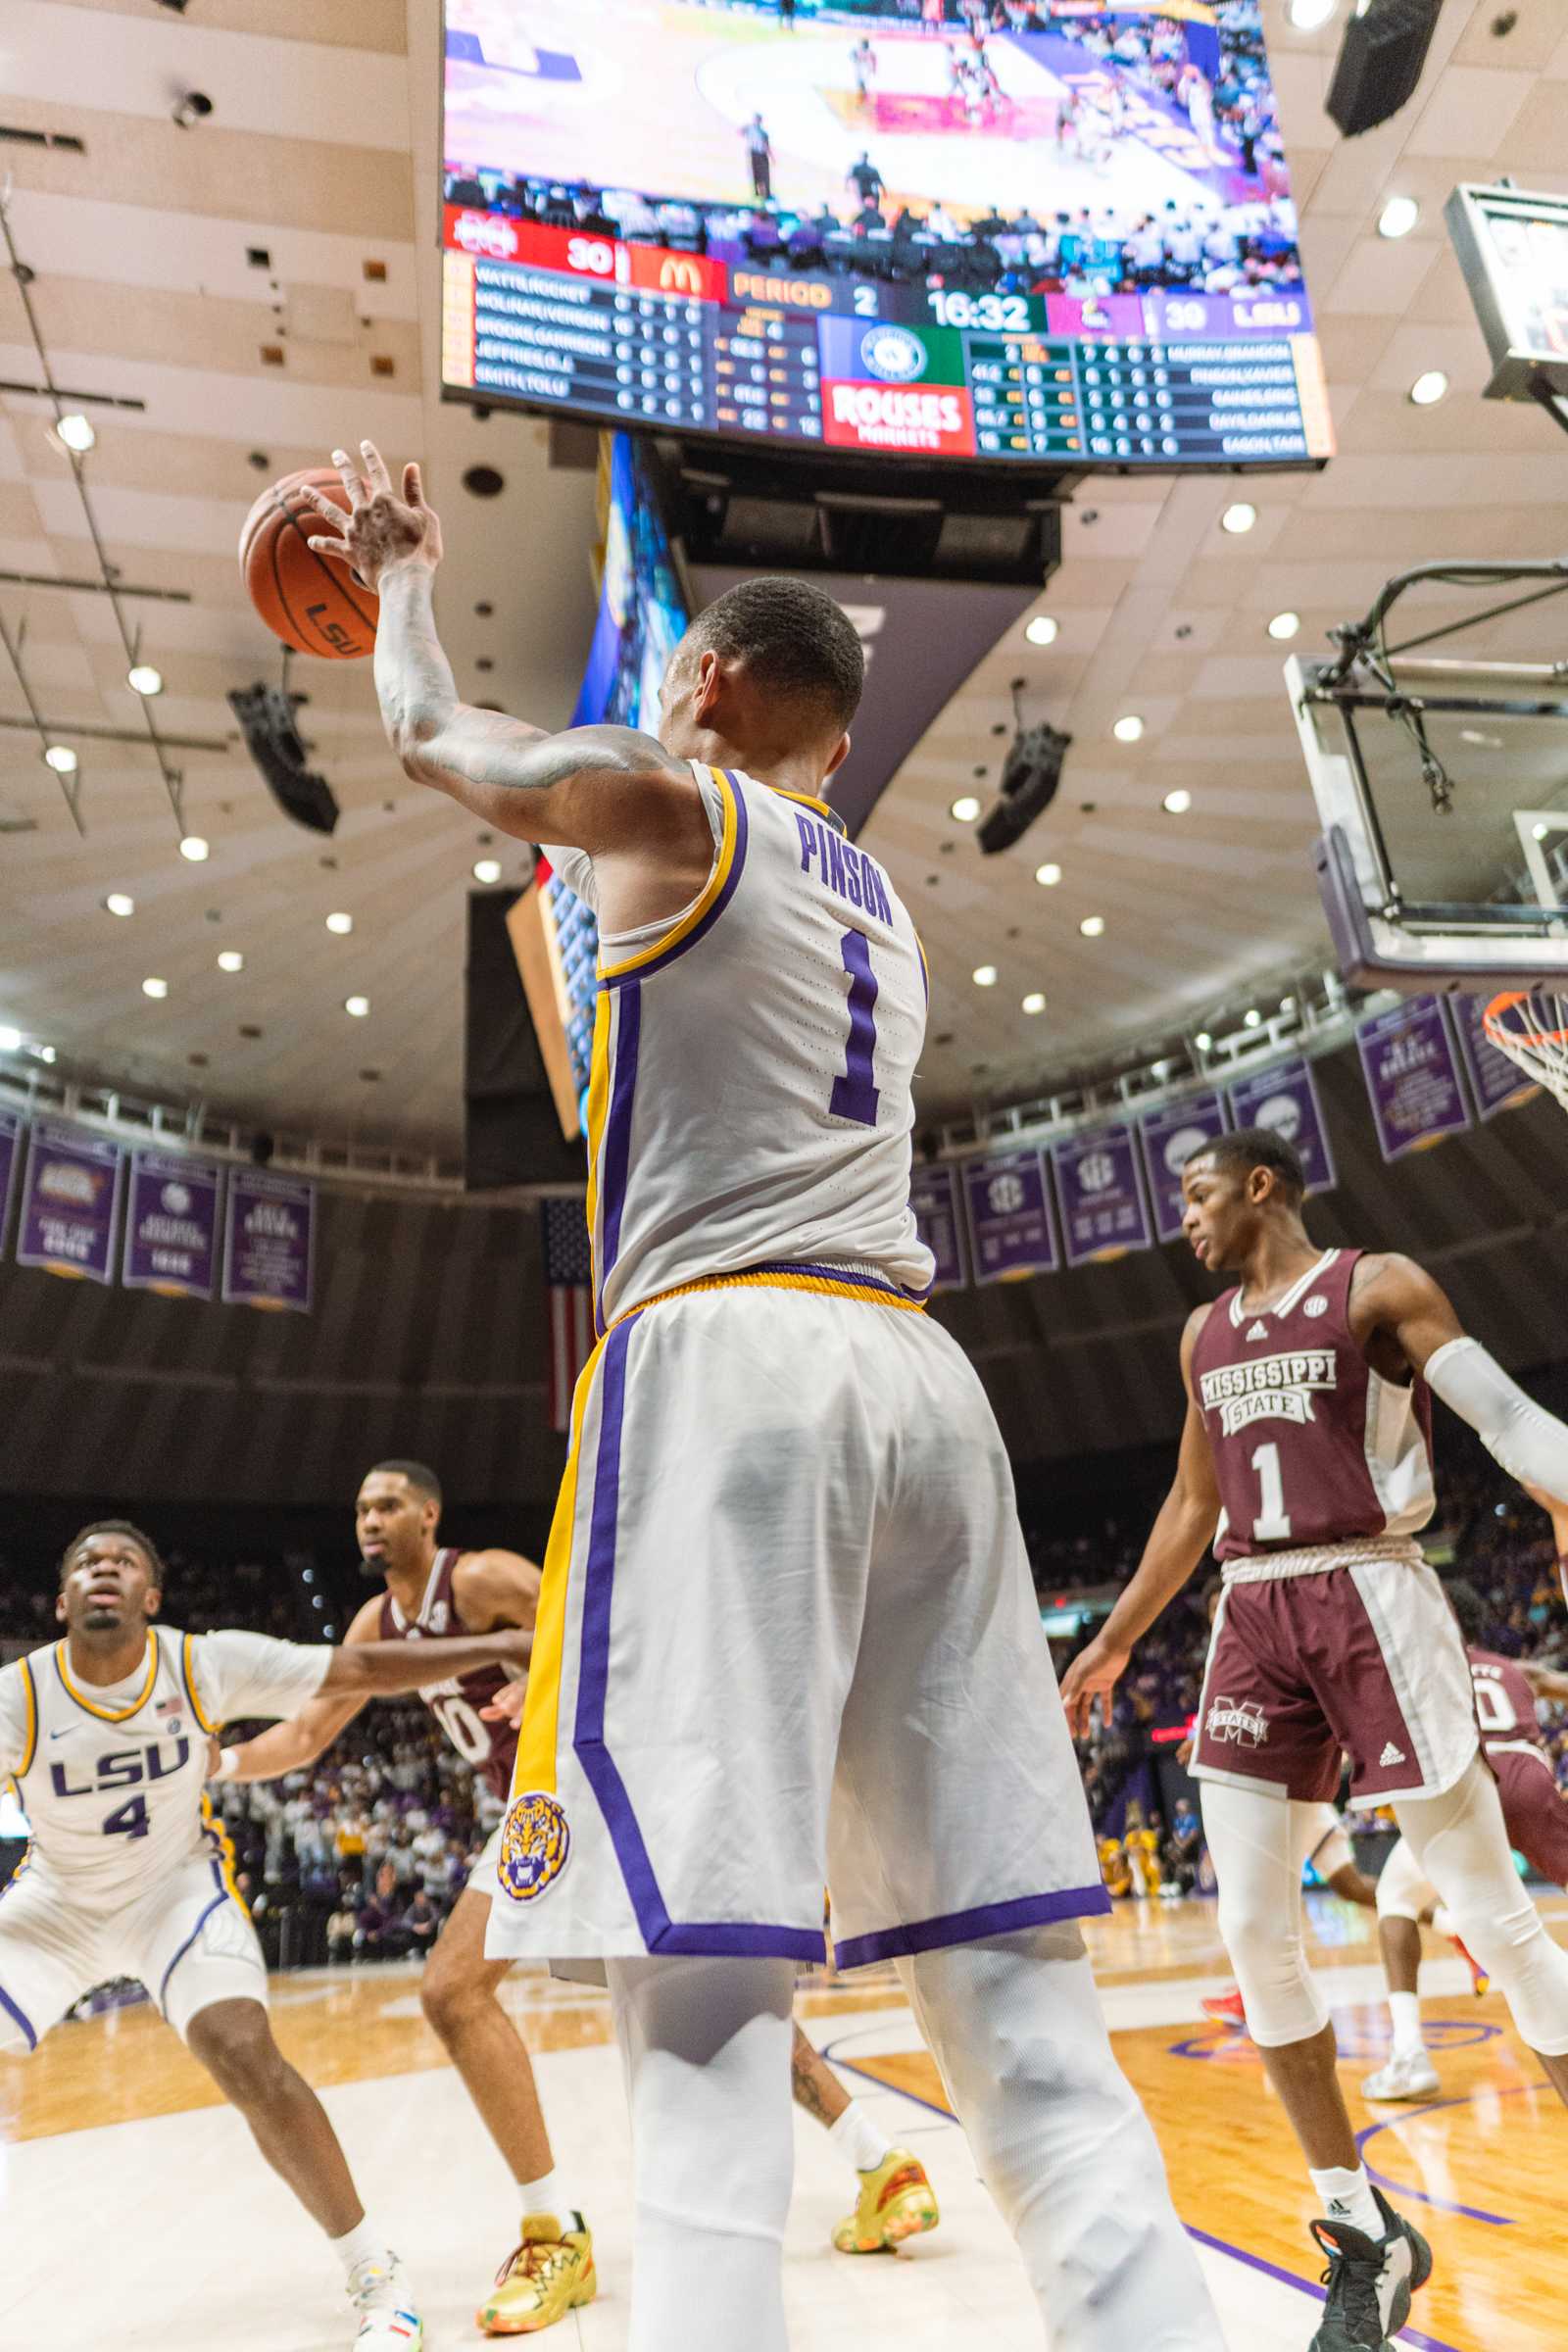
1307, 2187, 1432, 2350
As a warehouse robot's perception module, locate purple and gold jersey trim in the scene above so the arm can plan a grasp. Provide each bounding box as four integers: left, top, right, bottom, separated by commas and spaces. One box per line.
180, 1633, 218, 1736
597, 766, 750, 986
53, 1631, 159, 1723
768, 784, 847, 836
609, 1259, 930, 1331
833, 1886, 1112, 1971
15, 1656, 38, 1777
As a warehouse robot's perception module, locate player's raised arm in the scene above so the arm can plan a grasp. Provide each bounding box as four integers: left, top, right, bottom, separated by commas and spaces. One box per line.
1355, 1253, 1568, 1515
301, 441, 706, 859
216, 1594, 380, 1784
1059, 1306, 1223, 1739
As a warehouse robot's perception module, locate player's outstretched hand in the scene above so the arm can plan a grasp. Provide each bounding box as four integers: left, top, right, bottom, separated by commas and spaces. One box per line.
302, 440, 444, 593
1059, 1633, 1131, 1741
481, 1678, 528, 1732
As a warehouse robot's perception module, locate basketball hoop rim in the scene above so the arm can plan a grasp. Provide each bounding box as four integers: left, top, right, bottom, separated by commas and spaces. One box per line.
1483, 988, 1568, 1051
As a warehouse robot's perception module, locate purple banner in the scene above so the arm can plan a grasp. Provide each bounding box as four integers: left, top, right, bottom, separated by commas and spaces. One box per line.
221, 1170, 315, 1312
16, 1116, 123, 1285
0, 1106, 21, 1253
909, 1165, 966, 1293
1053, 1122, 1153, 1268
1139, 1092, 1230, 1245
962, 1148, 1056, 1283
1226, 1057, 1337, 1196
1451, 991, 1541, 1120
123, 1149, 222, 1299
1356, 997, 1471, 1163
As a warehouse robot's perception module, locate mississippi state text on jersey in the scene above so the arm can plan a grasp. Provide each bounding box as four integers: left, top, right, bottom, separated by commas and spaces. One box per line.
378, 1547, 516, 1799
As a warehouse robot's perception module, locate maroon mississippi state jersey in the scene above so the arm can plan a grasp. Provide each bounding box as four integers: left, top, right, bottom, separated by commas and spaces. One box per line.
1190, 1247, 1436, 1562
1467, 1646, 1544, 1756
377, 1546, 517, 1799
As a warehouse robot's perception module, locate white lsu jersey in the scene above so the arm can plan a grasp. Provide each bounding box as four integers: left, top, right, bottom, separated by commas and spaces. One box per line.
547, 762, 934, 1331
0, 1625, 330, 1895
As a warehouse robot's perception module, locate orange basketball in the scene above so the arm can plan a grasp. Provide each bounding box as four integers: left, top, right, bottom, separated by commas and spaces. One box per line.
239, 467, 378, 660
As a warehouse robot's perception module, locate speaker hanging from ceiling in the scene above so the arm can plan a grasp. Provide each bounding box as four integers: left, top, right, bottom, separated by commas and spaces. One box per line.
1326, 0, 1446, 139
227, 683, 340, 835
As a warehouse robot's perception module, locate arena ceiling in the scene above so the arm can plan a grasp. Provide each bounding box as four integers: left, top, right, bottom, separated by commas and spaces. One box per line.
1, 0, 1567, 1161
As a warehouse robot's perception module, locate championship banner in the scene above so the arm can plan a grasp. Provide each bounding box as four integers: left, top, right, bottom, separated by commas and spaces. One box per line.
122, 1149, 222, 1300
221, 1170, 316, 1313
909, 1164, 966, 1292
1355, 997, 1471, 1163
15, 1116, 123, 1285
0, 1105, 21, 1252
962, 1148, 1057, 1284
1053, 1122, 1153, 1267
1139, 1091, 1229, 1245
1451, 990, 1541, 1120
1226, 1056, 1337, 1195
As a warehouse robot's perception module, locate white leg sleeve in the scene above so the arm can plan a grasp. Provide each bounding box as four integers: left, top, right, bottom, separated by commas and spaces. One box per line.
898, 1926, 1225, 2352
1395, 1757, 1568, 2058
608, 1954, 797, 2352
1374, 1837, 1435, 1926
1202, 1784, 1332, 2048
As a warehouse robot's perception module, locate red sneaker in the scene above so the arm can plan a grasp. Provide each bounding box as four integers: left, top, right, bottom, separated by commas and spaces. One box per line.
1200, 1986, 1248, 2028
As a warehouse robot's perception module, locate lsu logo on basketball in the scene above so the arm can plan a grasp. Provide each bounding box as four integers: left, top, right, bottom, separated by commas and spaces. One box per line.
498, 1791, 571, 1903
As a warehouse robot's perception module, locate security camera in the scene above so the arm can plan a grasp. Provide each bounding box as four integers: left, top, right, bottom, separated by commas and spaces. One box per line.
172, 90, 214, 128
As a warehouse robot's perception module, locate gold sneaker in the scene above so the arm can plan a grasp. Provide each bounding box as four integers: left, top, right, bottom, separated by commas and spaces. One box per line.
831, 2150, 940, 2255
477, 2214, 596, 2335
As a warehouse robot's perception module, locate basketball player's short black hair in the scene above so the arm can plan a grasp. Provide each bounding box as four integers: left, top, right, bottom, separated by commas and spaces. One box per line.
59, 1519, 167, 1589
1187, 1125, 1306, 1205
368, 1459, 443, 1510
681, 577, 864, 735
1446, 1578, 1488, 1646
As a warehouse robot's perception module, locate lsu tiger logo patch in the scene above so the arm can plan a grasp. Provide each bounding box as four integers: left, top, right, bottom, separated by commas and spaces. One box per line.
498, 1790, 571, 1903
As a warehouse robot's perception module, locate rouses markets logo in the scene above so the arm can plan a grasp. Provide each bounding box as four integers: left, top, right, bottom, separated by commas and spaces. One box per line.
859, 325, 927, 382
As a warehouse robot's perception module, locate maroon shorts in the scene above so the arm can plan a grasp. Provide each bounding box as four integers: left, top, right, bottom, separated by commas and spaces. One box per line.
1192, 1555, 1479, 1805
1492, 1744, 1568, 1886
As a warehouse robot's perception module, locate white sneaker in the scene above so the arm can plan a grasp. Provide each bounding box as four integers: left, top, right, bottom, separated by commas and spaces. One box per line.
347, 2252, 422, 2348
1362, 2048, 1440, 2102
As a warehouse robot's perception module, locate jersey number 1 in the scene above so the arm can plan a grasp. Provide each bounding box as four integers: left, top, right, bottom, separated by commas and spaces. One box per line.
830, 929, 880, 1127
1250, 1441, 1293, 1543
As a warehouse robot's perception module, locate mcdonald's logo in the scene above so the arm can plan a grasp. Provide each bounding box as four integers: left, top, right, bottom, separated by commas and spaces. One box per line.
659, 256, 705, 295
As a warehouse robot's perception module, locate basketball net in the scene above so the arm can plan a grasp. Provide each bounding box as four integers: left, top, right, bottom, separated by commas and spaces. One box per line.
1483, 990, 1568, 1112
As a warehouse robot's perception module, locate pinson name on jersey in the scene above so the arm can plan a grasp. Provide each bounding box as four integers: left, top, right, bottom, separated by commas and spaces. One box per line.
793, 812, 895, 923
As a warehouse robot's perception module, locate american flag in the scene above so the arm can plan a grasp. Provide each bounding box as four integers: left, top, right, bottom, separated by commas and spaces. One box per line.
541, 1196, 595, 1433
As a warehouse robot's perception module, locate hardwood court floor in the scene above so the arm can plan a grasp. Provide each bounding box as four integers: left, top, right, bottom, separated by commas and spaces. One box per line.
2, 1892, 1561, 2350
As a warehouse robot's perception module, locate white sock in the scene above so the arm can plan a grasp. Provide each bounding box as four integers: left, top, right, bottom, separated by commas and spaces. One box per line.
1388, 1991, 1423, 2058
330, 2217, 395, 2278
516, 2170, 577, 2224
1431, 1903, 1456, 1939
829, 2100, 892, 2177
1309, 2164, 1382, 2239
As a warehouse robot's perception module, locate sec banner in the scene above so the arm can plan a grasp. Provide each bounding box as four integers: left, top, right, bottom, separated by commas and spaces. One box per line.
1139, 1092, 1229, 1245
123, 1149, 222, 1299
1226, 1056, 1337, 1196
962, 1148, 1056, 1283
1356, 998, 1471, 1163
1053, 1123, 1153, 1268
909, 1164, 966, 1292
222, 1170, 316, 1313
16, 1116, 123, 1285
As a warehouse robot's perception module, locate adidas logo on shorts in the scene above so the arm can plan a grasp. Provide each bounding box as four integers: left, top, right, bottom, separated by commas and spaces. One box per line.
1379, 1740, 1406, 1768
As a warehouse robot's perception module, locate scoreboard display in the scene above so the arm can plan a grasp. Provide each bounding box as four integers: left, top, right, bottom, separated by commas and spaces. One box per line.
441, 212, 1331, 468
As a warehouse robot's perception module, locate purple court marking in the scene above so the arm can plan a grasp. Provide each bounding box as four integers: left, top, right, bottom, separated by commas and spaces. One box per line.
1356, 2082, 1548, 2227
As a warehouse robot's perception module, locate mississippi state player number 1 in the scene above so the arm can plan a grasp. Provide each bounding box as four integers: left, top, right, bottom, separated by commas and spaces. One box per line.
1250, 1440, 1293, 1542
831, 928, 880, 1127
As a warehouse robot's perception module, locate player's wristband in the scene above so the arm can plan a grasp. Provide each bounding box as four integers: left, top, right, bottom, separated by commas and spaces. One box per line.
211, 1745, 240, 1783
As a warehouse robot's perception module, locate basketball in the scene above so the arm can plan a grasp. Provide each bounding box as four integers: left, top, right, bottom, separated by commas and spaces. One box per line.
239, 467, 378, 660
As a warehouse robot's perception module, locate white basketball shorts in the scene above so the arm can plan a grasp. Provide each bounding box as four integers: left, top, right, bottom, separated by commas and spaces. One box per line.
0, 1850, 266, 2053
485, 1277, 1107, 1969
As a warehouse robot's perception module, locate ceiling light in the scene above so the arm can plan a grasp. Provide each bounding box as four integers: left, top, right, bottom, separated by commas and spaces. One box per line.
1025, 615, 1059, 647
1162, 789, 1193, 814
142, 976, 169, 999
1267, 611, 1301, 641
37, 1044, 57, 1064
1409, 370, 1448, 406
1079, 914, 1105, 938
54, 412, 96, 454
218, 950, 245, 972
1288, 0, 1337, 25
1378, 196, 1420, 241
325, 910, 354, 935
1195, 1030, 1213, 1052
1460, 728, 1502, 747
972, 964, 998, 988
472, 857, 503, 885
1035, 861, 1062, 887
178, 834, 210, 862
1220, 502, 1256, 534
345, 994, 370, 1017
1534, 822, 1550, 842
105, 892, 134, 918
1022, 991, 1047, 1014
950, 796, 982, 823
1245, 1006, 1262, 1028
1112, 714, 1145, 744
42, 743, 78, 774
0, 1026, 21, 1053
127, 663, 164, 696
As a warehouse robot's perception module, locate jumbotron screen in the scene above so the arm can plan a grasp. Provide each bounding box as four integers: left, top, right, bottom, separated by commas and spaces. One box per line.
440, 0, 1332, 469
